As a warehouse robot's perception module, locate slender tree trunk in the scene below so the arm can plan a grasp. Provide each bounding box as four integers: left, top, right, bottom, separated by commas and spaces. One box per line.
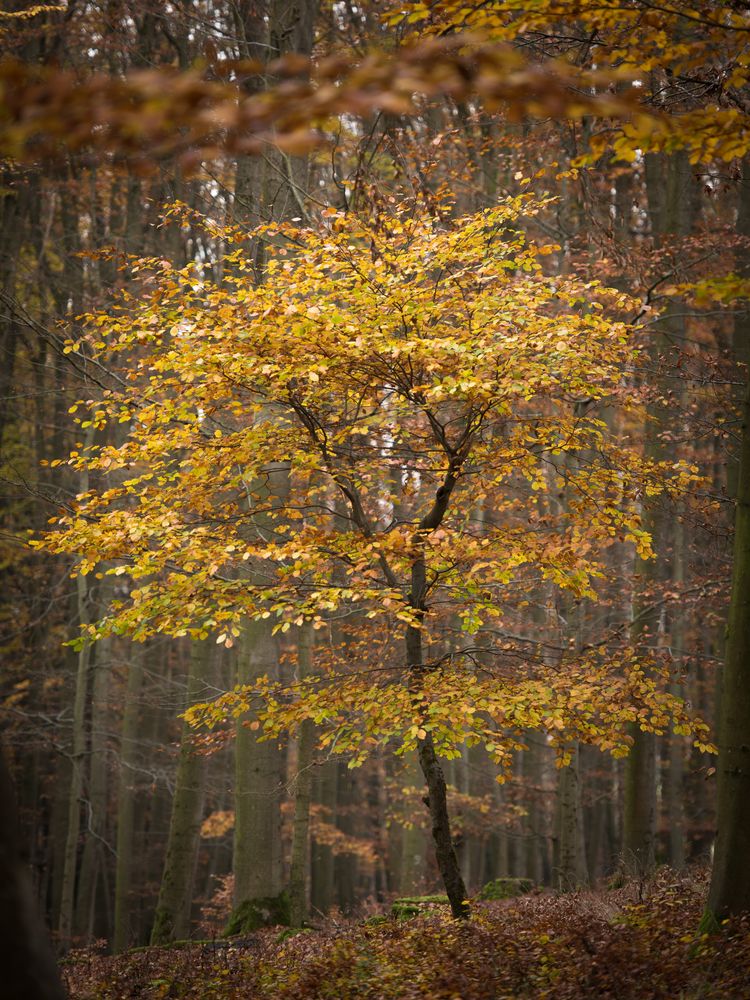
494, 782, 510, 878
310, 759, 336, 915
151, 641, 212, 944
622, 154, 669, 876
705, 161, 750, 918
47, 751, 71, 931
335, 761, 358, 913
371, 749, 392, 899
113, 645, 145, 952
416, 729, 468, 916
406, 552, 468, 918
288, 624, 314, 927
135, 655, 177, 944
667, 502, 686, 868
74, 633, 112, 941
57, 571, 92, 946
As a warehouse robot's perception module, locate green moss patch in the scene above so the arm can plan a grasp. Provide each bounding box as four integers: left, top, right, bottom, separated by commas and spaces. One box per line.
225, 891, 290, 935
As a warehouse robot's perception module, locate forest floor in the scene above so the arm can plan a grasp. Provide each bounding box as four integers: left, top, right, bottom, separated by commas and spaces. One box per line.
62, 871, 750, 999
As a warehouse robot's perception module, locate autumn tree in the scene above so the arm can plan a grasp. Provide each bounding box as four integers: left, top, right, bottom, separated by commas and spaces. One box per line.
37, 192, 712, 918
6, 0, 750, 946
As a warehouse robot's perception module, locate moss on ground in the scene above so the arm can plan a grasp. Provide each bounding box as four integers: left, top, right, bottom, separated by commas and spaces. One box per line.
225, 891, 290, 935
478, 877, 534, 901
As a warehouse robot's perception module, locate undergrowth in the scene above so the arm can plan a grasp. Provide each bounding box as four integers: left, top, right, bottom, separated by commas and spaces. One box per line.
62, 871, 750, 999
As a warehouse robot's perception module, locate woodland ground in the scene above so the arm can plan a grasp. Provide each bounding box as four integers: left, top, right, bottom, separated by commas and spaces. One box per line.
62, 871, 750, 999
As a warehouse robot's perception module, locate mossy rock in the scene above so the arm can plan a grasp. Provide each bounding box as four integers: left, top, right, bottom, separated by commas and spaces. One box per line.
225, 891, 290, 935
477, 878, 534, 901
391, 895, 450, 919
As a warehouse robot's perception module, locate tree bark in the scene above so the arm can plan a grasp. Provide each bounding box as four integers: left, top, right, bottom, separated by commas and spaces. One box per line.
151, 641, 212, 944
705, 365, 750, 920
310, 759, 337, 915
57, 570, 92, 946
113, 645, 146, 952
624, 150, 699, 875
288, 624, 314, 927
705, 160, 750, 918
0, 743, 66, 1000
667, 501, 686, 869
406, 553, 468, 918
233, 621, 284, 907
556, 743, 588, 889
74, 632, 112, 941
397, 749, 428, 893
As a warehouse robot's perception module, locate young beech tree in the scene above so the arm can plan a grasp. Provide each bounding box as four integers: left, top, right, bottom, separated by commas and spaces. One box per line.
40, 196, 711, 918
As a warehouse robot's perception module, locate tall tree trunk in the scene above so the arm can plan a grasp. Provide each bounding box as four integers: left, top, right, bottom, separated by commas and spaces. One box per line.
623, 727, 657, 875
556, 743, 588, 889
310, 759, 336, 915
705, 156, 750, 921
625, 150, 699, 874
523, 732, 546, 885
74, 632, 112, 941
397, 750, 428, 893
667, 500, 687, 869
113, 645, 146, 952
0, 743, 66, 1000
233, 621, 284, 909
407, 553, 468, 918
288, 624, 314, 927
151, 641, 212, 944
335, 761, 358, 913
229, 1, 318, 921
493, 782, 510, 879
57, 571, 92, 946
705, 365, 750, 920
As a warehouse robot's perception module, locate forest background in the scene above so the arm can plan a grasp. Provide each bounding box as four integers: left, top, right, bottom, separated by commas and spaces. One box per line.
2, 1, 750, 996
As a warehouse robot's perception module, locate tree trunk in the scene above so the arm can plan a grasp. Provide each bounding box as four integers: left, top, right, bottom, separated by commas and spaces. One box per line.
0, 743, 66, 1000
229, 0, 320, 926
406, 554, 468, 918
556, 743, 588, 889
151, 641, 212, 944
397, 750, 428, 893
624, 150, 699, 875
524, 732, 546, 885
233, 620, 284, 908
623, 727, 657, 875
705, 159, 750, 918
74, 633, 112, 941
335, 761, 358, 913
288, 624, 314, 927
705, 365, 750, 920
57, 571, 92, 946
113, 645, 146, 952
310, 759, 336, 915
667, 502, 686, 869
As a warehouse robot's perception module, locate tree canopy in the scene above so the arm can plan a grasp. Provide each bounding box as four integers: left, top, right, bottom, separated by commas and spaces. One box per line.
39, 195, 710, 775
